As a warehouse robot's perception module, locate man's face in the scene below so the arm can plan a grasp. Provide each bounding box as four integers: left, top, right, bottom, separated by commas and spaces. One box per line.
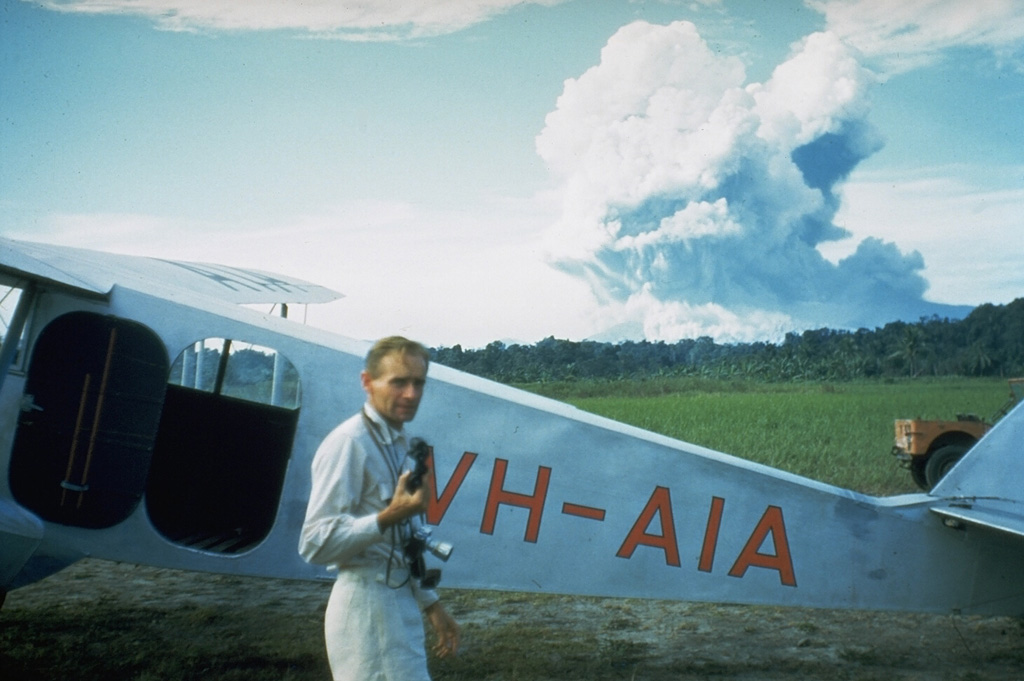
362, 351, 427, 429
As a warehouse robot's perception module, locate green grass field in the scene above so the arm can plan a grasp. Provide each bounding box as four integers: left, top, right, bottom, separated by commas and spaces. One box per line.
520, 377, 1013, 496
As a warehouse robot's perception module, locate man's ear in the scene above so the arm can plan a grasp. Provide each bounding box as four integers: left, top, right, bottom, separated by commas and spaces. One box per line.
360, 370, 371, 392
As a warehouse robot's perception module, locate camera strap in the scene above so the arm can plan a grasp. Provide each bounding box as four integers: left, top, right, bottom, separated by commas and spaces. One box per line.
361, 408, 418, 588
361, 408, 404, 488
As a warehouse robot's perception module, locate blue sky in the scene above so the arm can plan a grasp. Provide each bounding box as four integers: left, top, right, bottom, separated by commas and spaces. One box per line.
1, 0, 1022, 348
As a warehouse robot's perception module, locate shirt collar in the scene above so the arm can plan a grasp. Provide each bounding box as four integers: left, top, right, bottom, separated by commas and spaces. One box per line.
363, 402, 405, 446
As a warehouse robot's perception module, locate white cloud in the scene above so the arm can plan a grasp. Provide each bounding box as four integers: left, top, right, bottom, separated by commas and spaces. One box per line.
536, 20, 950, 342
750, 31, 875, 146
537, 21, 748, 196
613, 286, 796, 344
614, 198, 741, 249
808, 0, 1024, 72
828, 167, 1024, 306
31, 0, 566, 39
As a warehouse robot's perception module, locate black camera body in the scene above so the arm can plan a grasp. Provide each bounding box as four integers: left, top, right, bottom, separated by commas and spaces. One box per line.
405, 437, 431, 492
403, 438, 452, 589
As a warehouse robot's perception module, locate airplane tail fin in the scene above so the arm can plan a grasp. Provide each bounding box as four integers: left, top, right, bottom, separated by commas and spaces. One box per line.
928, 396, 1024, 538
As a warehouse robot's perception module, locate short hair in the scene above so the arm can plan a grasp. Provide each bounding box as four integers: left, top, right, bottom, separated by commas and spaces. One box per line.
364, 336, 430, 378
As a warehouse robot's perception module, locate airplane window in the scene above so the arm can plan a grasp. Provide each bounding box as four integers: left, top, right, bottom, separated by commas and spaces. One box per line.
150, 337, 301, 553
168, 338, 300, 409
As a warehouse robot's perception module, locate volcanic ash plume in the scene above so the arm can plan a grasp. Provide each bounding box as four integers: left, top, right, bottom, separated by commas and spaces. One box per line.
537, 21, 968, 342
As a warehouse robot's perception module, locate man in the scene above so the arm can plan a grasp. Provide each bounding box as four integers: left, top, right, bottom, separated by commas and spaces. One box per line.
299, 336, 460, 681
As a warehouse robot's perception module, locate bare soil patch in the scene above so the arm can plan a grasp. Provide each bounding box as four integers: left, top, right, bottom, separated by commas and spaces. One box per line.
2, 559, 1022, 680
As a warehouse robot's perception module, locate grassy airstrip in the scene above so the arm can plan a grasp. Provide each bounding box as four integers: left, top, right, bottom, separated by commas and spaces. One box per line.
524, 376, 1011, 495
3, 377, 1020, 680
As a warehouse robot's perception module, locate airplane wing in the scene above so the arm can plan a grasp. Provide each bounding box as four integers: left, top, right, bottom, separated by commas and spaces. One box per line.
0, 237, 343, 305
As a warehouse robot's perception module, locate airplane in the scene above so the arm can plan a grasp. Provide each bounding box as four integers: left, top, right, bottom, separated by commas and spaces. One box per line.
1, 235, 1023, 618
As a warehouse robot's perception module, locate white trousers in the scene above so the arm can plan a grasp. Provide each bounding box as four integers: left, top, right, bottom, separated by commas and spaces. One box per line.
324, 569, 430, 681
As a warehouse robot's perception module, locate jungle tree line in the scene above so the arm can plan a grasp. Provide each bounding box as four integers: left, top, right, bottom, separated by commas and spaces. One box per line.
432, 298, 1024, 383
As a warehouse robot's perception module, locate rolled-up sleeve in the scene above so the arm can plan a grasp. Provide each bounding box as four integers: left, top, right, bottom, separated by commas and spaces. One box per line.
299, 424, 384, 566
411, 582, 440, 611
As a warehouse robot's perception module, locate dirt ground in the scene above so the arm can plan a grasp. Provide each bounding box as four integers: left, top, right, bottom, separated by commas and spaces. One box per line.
1, 559, 1022, 680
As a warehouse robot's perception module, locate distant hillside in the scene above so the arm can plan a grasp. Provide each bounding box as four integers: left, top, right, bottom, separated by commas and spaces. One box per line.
433, 298, 1024, 383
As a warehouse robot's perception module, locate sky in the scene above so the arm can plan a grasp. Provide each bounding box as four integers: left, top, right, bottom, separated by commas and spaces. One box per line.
1, 0, 1022, 348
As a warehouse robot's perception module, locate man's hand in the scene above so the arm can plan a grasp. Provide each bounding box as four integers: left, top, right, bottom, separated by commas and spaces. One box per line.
425, 601, 460, 658
376, 470, 430, 531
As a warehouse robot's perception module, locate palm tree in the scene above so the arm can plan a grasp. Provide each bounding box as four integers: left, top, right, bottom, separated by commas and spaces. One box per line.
889, 326, 926, 377
966, 341, 993, 376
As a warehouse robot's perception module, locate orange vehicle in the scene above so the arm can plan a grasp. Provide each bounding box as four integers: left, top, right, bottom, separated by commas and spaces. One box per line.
893, 379, 1024, 490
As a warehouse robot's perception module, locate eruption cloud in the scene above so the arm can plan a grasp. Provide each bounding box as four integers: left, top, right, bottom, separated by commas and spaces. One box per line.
537, 21, 969, 342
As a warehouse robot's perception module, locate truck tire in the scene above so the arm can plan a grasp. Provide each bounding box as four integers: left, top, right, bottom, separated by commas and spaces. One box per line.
910, 460, 929, 490
924, 444, 969, 489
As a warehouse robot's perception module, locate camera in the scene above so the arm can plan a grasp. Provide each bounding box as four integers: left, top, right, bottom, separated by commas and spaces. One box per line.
404, 525, 452, 589
410, 525, 453, 562
403, 438, 453, 589
405, 437, 431, 492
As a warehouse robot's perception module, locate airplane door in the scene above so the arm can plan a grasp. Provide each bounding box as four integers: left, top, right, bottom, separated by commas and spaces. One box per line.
9, 311, 169, 528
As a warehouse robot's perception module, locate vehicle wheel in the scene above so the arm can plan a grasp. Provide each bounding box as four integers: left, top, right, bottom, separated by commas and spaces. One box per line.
910, 460, 929, 490
925, 444, 969, 489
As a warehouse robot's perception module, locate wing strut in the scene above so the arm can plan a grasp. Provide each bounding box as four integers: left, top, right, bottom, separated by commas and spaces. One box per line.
0, 282, 37, 392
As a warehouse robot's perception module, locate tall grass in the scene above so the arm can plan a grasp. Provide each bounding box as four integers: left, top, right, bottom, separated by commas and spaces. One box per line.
520, 377, 1011, 495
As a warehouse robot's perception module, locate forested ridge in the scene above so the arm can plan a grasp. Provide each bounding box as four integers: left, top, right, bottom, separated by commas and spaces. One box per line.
433, 298, 1024, 383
